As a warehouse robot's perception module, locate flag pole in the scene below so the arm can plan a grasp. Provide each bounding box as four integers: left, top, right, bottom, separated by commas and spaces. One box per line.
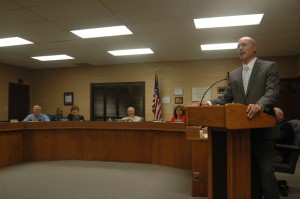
152, 68, 162, 121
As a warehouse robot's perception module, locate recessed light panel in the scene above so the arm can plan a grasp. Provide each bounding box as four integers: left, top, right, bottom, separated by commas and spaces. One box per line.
194, 14, 264, 29
201, 43, 238, 51
0, 37, 33, 47
108, 48, 154, 56
32, 54, 74, 61
71, 25, 133, 38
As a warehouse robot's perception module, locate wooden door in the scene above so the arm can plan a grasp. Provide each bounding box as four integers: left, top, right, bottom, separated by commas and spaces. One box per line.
9, 83, 30, 121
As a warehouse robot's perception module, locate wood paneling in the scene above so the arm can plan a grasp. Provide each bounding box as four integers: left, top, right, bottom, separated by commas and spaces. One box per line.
1, 122, 191, 170
0, 131, 22, 167
191, 140, 208, 197
22, 129, 154, 163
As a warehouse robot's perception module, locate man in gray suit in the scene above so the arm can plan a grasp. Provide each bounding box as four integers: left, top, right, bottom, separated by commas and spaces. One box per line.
196, 36, 280, 199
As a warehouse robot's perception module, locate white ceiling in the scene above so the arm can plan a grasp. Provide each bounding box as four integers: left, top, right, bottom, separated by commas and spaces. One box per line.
0, 0, 299, 69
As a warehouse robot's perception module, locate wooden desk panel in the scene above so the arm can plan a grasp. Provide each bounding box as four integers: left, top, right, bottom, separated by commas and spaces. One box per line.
152, 130, 192, 169
186, 126, 208, 197
1, 122, 191, 169
22, 129, 155, 164
0, 131, 22, 166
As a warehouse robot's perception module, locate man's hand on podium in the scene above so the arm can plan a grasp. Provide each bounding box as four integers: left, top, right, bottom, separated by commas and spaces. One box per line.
247, 103, 263, 119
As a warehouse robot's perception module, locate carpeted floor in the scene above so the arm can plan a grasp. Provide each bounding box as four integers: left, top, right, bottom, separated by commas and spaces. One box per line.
0, 161, 201, 199
0, 160, 299, 199
276, 159, 300, 199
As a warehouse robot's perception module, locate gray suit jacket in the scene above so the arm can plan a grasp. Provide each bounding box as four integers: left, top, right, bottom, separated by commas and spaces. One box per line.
211, 58, 280, 140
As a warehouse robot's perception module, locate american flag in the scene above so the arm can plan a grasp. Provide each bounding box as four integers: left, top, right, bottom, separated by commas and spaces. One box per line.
152, 73, 162, 120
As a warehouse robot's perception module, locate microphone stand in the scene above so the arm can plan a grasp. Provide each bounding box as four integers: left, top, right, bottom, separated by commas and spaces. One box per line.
199, 78, 228, 106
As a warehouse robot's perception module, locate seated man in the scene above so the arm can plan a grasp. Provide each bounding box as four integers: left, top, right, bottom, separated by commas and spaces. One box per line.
122, 107, 142, 122
23, 105, 50, 122
273, 107, 294, 163
51, 107, 64, 121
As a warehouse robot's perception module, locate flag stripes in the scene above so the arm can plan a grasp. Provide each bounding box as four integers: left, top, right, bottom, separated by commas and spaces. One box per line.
152, 73, 162, 120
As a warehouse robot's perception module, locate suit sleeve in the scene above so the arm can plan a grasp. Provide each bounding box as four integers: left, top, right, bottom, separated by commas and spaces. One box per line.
256, 62, 279, 112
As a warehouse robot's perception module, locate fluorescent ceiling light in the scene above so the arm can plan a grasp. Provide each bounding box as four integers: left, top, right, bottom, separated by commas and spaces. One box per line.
194, 14, 264, 29
108, 48, 154, 56
32, 54, 74, 61
201, 43, 238, 51
71, 25, 133, 38
0, 37, 33, 47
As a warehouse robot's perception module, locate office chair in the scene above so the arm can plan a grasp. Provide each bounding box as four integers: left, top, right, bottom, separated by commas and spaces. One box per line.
274, 119, 300, 197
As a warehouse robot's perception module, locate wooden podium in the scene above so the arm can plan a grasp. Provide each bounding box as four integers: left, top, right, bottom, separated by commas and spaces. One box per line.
185, 104, 276, 199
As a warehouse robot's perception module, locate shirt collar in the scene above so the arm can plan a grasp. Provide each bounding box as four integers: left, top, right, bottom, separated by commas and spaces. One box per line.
243, 57, 257, 70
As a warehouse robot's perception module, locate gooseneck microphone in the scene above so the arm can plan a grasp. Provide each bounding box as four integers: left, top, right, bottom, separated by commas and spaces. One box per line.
199, 78, 228, 106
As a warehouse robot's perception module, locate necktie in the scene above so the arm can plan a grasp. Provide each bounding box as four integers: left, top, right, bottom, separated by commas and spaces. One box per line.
243, 66, 250, 94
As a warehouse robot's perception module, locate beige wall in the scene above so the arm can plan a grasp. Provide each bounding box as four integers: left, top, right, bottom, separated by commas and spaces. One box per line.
0, 63, 30, 121
1, 56, 299, 121
30, 56, 299, 121
30, 59, 240, 121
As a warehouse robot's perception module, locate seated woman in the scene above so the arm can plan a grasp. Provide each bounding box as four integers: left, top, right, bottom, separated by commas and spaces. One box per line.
122, 107, 142, 122
67, 105, 85, 121
52, 107, 64, 121
170, 105, 185, 123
